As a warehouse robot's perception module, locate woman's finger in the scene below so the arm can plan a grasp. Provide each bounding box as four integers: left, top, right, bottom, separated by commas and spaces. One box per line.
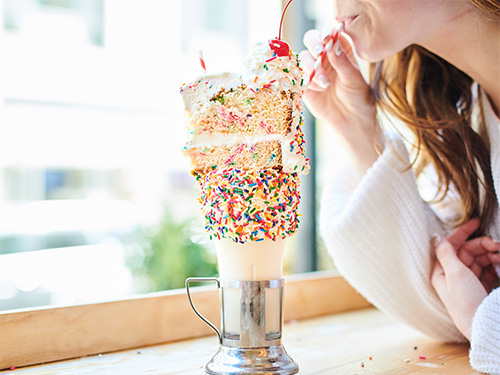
434, 238, 476, 284
325, 34, 366, 89
475, 253, 496, 267
303, 29, 324, 59
466, 255, 499, 280
298, 50, 329, 92
470, 262, 482, 279
457, 236, 500, 267
487, 251, 500, 263
446, 218, 481, 249
301, 30, 335, 89
481, 237, 500, 252
480, 265, 499, 292
459, 236, 500, 256
431, 258, 446, 295
336, 33, 358, 68
459, 238, 488, 257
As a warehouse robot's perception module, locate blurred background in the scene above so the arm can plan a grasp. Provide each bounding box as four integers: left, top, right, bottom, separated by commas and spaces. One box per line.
0, 0, 341, 311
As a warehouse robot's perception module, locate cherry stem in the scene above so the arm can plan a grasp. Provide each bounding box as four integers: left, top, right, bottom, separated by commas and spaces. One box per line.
278, 0, 294, 40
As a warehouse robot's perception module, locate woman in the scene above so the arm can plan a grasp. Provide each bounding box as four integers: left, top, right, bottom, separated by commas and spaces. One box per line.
300, 0, 500, 373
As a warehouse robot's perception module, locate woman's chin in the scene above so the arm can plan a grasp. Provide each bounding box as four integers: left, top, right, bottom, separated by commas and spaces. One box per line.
353, 42, 397, 63
353, 47, 382, 63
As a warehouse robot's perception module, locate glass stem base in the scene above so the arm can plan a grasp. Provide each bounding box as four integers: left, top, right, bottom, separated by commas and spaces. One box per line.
205, 344, 299, 375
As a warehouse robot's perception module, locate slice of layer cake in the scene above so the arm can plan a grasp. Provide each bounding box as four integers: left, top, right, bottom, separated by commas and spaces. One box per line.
180, 42, 309, 176
181, 40, 308, 242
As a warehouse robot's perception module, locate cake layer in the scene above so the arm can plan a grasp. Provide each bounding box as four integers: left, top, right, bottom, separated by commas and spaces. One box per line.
184, 140, 283, 175
186, 85, 294, 137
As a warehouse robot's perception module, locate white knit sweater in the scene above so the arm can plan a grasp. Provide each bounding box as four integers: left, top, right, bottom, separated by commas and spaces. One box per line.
320, 92, 500, 374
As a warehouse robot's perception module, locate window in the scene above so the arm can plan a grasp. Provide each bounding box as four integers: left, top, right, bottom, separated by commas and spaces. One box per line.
0, 0, 338, 313
4, 0, 104, 46
0, 0, 364, 370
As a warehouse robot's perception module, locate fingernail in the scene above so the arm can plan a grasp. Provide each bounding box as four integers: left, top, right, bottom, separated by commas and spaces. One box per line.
334, 40, 342, 56
321, 25, 335, 41
431, 233, 442, 248
317, 74, 330, 89
313, 44, 324, 57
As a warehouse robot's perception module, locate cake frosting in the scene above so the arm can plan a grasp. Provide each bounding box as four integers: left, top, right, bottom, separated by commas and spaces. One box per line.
240, 41, 304, 93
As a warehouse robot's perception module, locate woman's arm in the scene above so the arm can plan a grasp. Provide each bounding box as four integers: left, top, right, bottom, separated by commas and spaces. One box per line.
470, 288, 500, 375
320, 133, 466, 343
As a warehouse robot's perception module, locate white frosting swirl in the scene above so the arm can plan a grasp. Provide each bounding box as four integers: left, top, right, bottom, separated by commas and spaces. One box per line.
241, 42, 304, 93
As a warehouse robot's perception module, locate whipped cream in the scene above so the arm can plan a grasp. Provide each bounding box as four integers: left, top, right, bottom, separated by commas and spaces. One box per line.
240, 42, 303, 93
180, 41, 304, 110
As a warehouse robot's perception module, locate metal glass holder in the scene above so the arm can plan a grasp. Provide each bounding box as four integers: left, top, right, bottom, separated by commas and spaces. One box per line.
186, 277, 299, 375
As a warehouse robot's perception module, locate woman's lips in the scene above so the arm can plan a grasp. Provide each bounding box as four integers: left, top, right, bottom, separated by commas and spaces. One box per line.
336, 14, 359, 31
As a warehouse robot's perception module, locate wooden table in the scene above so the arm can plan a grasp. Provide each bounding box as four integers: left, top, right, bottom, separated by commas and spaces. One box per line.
1, 308, 480, 374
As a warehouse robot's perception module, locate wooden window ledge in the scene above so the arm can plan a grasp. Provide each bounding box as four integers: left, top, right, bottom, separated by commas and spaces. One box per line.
0, 271, 478, 374
1, 307, 477, 374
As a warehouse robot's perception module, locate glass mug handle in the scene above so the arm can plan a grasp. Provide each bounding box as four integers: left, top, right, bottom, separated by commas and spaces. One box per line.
185, 277, 222, 344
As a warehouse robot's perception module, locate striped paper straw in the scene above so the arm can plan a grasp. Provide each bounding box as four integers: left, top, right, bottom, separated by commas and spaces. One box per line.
198, 50, 207, 73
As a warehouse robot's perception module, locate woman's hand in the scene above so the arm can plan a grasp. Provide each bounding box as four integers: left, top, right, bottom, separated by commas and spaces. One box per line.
299, 28, 376, 136
431, 219, 500, 340
299, 27, 382, 177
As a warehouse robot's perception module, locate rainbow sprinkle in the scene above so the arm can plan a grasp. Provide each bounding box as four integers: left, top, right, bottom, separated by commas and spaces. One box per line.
197, 168, 301, 243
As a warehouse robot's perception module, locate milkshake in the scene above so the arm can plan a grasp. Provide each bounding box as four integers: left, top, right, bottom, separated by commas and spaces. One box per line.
182, 36, 305, 374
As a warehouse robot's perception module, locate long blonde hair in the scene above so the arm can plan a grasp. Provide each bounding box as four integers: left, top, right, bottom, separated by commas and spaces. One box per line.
369, 0, 499, 235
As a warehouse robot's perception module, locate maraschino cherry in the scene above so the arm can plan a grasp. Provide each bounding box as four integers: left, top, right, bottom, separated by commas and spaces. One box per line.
269, 39, 290, 57
268, 0, 294, 57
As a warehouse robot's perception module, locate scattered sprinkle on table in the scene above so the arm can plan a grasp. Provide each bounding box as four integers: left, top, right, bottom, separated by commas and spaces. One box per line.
419, 355, 426, 360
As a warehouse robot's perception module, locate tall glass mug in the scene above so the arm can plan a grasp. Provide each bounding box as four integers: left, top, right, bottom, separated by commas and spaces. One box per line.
186, 238, 298, 375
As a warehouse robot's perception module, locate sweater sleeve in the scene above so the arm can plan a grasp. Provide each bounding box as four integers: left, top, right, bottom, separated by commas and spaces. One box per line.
470, 287, 500, 375
320, 134, 466, 343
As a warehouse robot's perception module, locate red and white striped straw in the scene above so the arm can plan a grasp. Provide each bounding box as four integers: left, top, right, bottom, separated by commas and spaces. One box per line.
304, 23, 343, 87
198, 50, 207, 74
